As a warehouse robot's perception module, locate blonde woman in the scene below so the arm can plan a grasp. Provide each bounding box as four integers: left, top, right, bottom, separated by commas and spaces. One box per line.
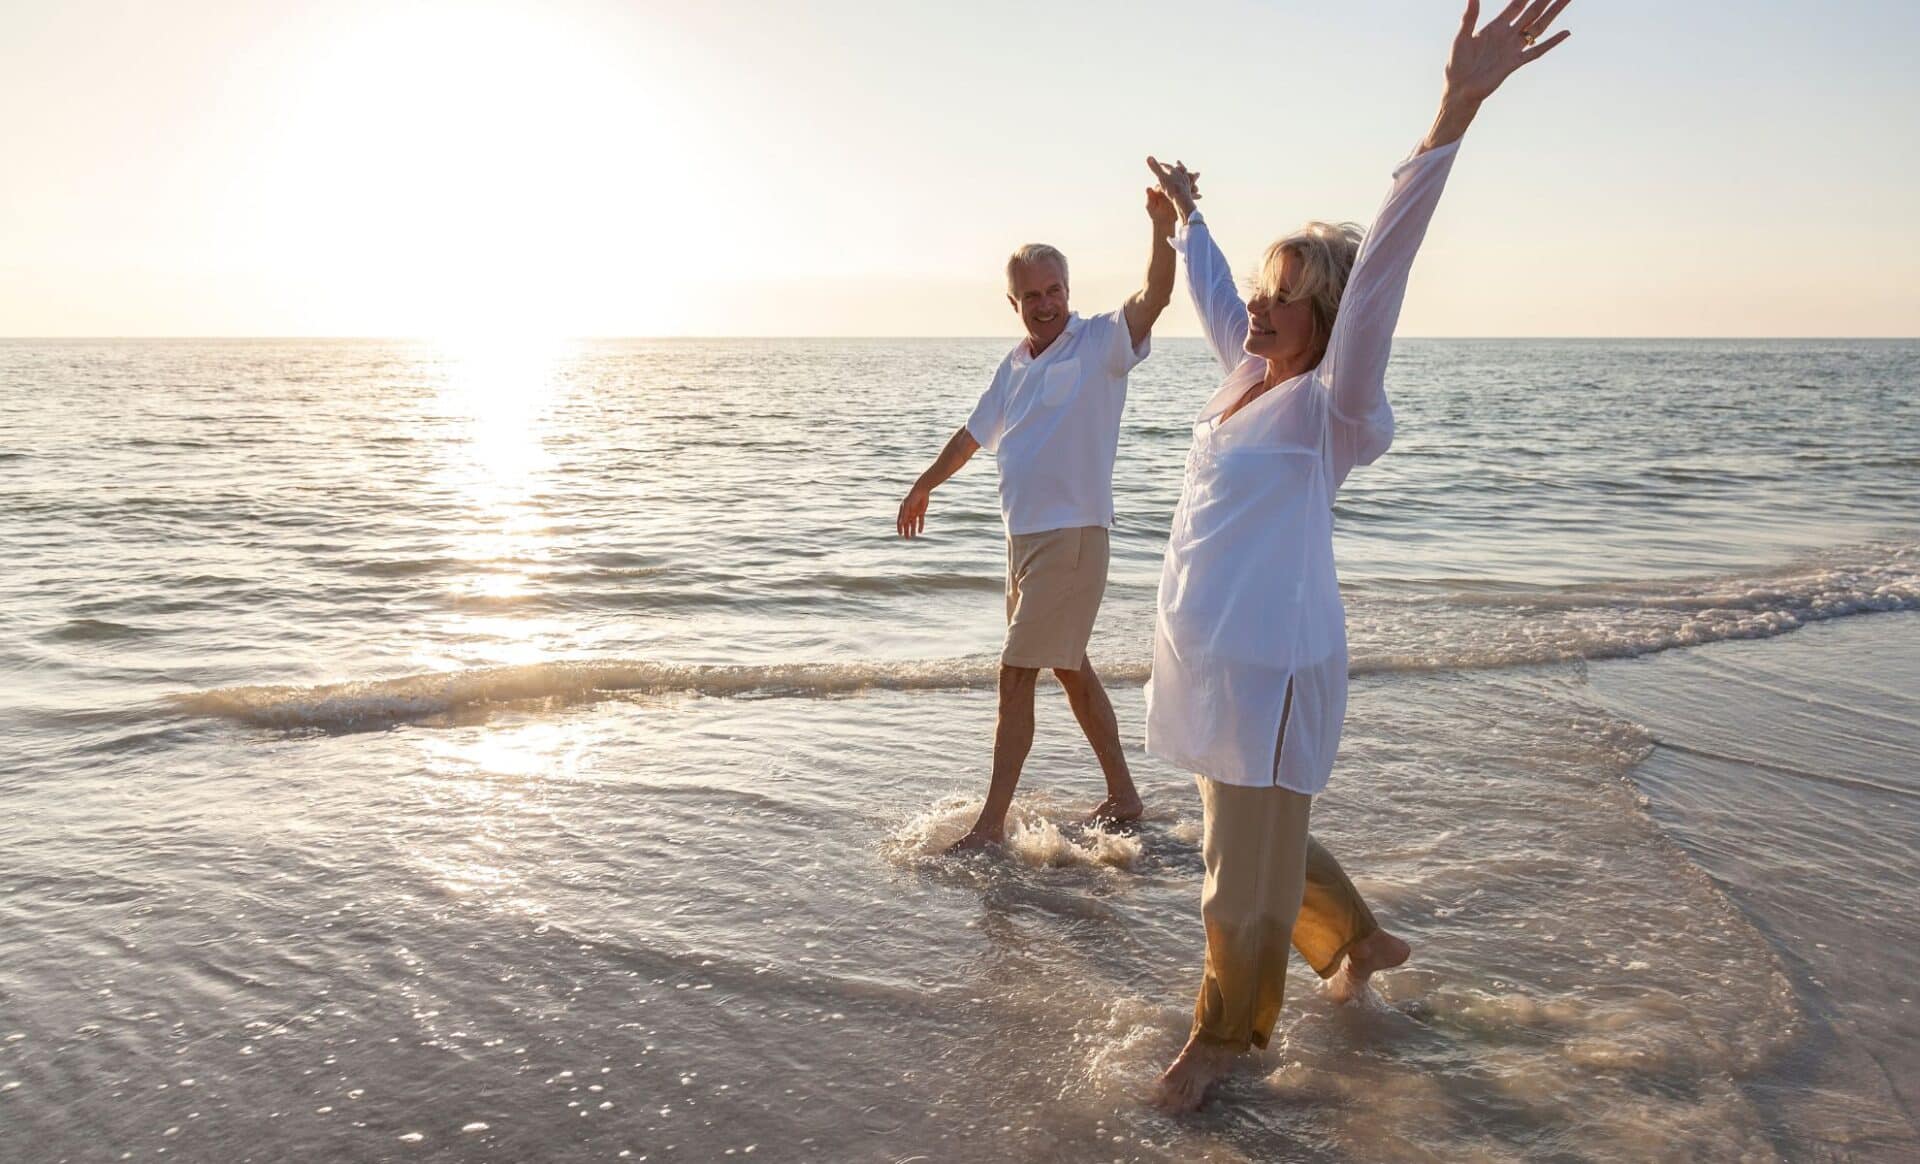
1145, 0, 1576, 1112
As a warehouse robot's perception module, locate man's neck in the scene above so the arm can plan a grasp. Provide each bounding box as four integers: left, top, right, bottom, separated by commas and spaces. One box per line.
1025, 322, 1068, 359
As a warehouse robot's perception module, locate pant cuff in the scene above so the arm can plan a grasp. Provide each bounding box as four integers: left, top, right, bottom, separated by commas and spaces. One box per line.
1189, 1024, 1268, 1052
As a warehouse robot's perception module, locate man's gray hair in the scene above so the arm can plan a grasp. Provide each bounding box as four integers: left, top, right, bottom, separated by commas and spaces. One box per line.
1006, 243, 1069, 293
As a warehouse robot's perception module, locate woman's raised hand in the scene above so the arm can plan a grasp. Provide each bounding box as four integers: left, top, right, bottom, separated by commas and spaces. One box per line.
1146, 157, 1202, 223
1423, 0, 1573, 150
1444, 0, 1573, 106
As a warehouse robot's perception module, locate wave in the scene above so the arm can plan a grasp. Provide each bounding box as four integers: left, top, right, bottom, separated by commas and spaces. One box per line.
171, 656, 1050, 731
173, 548, 1920, 731
1352, 547, 1920, 674
762, 570, 1002, 596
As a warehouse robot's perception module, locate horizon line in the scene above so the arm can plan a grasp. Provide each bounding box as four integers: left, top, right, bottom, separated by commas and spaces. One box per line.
3, 334, 1916, 343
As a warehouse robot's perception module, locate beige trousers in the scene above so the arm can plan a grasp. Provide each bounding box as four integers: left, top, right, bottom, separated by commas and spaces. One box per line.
1189, 775, 1380, 1050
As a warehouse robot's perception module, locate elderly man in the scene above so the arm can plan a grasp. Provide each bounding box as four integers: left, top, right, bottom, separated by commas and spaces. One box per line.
897, 179, 1179, 852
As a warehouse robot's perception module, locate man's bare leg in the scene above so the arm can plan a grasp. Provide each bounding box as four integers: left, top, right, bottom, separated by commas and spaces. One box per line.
1053, 656, 1142, 826
947, 664, 1040, 853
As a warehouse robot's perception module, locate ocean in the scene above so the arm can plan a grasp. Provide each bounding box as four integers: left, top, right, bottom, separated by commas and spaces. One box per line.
2, 337, 1916, 1162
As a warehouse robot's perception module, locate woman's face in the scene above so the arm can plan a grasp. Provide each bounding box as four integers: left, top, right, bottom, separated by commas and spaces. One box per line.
1243, 249, 1318, 364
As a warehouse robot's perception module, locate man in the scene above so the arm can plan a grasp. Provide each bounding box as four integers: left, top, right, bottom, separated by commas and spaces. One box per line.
896, 178, 1179, 852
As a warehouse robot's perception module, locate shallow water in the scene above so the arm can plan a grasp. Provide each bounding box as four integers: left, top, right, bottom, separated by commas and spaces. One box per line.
2, 338, 1917, 1161
1588, 612, 1920, 1156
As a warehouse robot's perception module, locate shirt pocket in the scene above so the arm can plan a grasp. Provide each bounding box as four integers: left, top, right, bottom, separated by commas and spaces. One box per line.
1041, 358, 1081, 407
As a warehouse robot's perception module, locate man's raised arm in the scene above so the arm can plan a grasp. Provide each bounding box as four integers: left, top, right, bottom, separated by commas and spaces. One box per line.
1123, 181, 1180, 351
896, 425, 981, 539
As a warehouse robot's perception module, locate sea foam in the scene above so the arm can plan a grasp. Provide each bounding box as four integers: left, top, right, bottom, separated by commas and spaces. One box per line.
171, 548, 1919, 731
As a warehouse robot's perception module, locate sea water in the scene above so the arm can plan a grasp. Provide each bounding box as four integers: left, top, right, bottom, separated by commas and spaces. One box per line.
2, 337, 1916, 1161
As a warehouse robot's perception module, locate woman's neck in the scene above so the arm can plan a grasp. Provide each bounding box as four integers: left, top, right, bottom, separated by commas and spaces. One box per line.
1261, 350, 1317, 390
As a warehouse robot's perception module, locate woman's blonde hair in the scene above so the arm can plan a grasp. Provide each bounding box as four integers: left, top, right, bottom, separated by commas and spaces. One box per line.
1252, 221, 1365, 354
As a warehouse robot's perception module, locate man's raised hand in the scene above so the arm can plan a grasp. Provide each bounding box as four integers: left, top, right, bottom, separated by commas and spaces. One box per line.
1146, 186, 1179, 232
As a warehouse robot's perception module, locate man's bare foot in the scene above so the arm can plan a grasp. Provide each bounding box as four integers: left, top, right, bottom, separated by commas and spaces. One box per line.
1155, 1035, 1237, 1113
1325, 929, 1413, 1004
1084, 794, 1144, 828
944, 825, 1005, 854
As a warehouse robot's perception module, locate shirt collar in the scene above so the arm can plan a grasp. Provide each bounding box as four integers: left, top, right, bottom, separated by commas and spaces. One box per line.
1013, 312, 1083, 365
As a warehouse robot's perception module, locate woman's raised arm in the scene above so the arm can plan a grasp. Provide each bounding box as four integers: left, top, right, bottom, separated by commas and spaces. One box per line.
1322, 0, 1575, 422
1148, 157, 1249, 375
1318, 145, 1458, 424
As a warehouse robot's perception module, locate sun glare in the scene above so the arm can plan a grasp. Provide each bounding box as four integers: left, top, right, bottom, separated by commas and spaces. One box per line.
436, 333, 572, 465
255, 1, 693, 337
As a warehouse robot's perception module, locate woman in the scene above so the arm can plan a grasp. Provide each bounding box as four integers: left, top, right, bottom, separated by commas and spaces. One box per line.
1144, 0, 1575, 1112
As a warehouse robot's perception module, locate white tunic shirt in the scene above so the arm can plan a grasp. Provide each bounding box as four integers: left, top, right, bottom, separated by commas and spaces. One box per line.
966, 309, 1151, 536
1145, 141, 1458, 791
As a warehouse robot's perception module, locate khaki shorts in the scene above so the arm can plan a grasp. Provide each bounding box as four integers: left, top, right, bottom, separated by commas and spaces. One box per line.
1002, 525, 1109, 670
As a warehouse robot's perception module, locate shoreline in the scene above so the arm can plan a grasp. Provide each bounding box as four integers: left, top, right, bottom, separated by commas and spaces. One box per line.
1587, 610, 1920, 1156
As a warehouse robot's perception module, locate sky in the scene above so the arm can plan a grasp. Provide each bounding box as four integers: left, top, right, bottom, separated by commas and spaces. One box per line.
2, 0, 1916, 338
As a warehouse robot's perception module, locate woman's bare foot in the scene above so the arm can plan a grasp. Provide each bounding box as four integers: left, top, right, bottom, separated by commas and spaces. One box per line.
944, 825, 1005, 854
1154, 1035, 1236, 1113
1325, 929, 1413, 1004
1084, 793, 1144, 828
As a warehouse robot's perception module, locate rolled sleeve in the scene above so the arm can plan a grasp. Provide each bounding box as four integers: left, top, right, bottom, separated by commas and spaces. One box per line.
965, 377, 1007, 453
1100, 307, 1149, 376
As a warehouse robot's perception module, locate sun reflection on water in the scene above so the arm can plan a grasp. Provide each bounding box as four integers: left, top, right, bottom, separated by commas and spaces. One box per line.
400, 343, 595, 911
419, 335, 579, 668
406, 722, 589, 911
436, 334, 573, 502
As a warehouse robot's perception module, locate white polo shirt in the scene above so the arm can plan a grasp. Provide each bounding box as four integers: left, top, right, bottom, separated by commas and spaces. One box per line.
964, 309, 1149, 536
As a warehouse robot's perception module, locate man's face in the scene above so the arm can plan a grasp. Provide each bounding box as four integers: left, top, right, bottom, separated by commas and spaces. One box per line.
1006, 259, 1070, 347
